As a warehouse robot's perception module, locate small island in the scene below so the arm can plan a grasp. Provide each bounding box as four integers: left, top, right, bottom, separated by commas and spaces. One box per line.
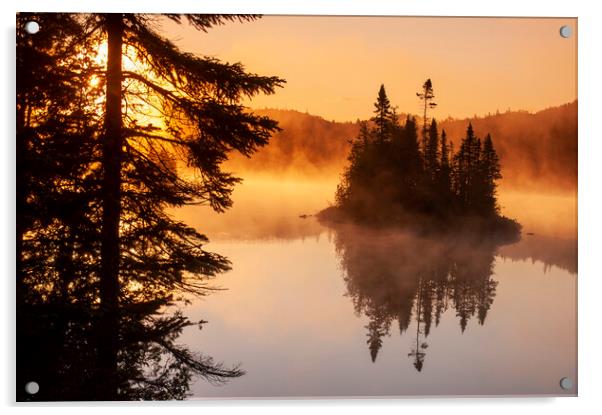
319, 80, 521, 242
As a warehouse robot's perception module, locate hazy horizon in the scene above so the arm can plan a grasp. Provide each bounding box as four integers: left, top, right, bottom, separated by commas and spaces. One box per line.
246, 98, 578, 123
161, 16, 577, 122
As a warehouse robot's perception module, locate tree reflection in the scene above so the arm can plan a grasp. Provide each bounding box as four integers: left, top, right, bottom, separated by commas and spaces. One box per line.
331, 224, 516, 371
18, 295, 243, 401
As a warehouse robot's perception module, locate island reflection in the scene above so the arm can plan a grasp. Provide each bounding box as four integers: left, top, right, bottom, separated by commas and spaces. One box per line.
330, 223, 518, 371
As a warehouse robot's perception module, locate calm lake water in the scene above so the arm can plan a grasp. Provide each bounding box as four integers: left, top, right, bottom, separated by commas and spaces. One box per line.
175, 176, 577, 398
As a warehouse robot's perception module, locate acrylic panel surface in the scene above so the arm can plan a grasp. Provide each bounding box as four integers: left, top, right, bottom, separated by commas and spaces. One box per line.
16, 14, 577, 400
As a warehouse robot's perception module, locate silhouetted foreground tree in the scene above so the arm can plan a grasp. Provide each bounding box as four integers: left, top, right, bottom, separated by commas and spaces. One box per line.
17, 13, 106, 400
325, 82, 520, 236
17, 13, 283, 401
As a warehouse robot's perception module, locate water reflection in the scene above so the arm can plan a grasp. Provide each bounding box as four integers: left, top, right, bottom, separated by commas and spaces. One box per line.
174, 179, 576, 396
331, 224, 518, 372
498, 234, 577, 274
17, 293, 241, 401
176, 179, 577, 275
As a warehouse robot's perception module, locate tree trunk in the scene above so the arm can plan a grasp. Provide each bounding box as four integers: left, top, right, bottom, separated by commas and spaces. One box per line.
16, 94, 27, 304
98, 13, 123, 401
15, 90, 29, 402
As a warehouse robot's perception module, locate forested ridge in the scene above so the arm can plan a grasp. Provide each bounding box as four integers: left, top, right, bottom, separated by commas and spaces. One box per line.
228, 102, 577, 191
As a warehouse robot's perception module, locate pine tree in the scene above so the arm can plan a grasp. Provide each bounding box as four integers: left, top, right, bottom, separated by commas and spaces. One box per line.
16, 13, 101, 301
93, 14, 284, 399
438, 129, 452, 199
416, 78, 437, 153
453, 123, 482, 211
400, 116, 423, 209
480, 134, 502, 215
16, 20, 86, 397
17, 13, 284, 400
372, 84, 394, 143
337, 87, 404, 220
425, 119, 440, 179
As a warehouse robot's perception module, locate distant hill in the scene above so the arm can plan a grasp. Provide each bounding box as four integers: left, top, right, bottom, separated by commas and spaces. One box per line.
438, 102, 577, 190
226, 109, 359, 176
227, 102, 577, 190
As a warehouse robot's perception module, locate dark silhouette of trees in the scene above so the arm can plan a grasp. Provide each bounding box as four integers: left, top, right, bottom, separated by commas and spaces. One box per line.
334, 87, 427, 223
424, 119, 439, 179
17, 13, 107, 400
94, 14, 284, 399
438, 130, 451, 188
416, 78, 437, 152
435, 129, 453, 208
372, 84, 396, 142
395, 116, 423, 212
320, 80, 521, 370
481, 133, 502, 215
222, 103, 576, 191
453, 126, 503, 217
325, 81, 519, 235
17, 12, 283, 401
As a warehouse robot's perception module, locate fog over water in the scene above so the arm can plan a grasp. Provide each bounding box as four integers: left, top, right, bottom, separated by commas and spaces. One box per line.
174, 174, 577, 397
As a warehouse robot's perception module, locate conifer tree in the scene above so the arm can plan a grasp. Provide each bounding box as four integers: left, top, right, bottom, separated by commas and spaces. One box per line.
93, 14, 284, 399
416, 78, 437, 152
400, 116, 423, 208
16, 13, 106, 400
453, 123, 482, 211
372, 84, 394, 143
17, 13, 284, 400
425, 119, 440, 179
480, 134, 502, 215
439, 129, 452, 192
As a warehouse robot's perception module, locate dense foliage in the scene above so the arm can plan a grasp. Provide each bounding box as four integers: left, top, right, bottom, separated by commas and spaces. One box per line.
330, 83, 518, 234
16, 13, 283, 400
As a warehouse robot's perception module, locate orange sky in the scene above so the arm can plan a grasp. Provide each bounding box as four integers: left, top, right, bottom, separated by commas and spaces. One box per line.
161, 16, 577, 122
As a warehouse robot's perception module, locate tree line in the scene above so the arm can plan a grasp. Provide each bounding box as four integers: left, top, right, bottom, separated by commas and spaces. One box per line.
331, 81, 518, 233
16, 13, 283, 401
